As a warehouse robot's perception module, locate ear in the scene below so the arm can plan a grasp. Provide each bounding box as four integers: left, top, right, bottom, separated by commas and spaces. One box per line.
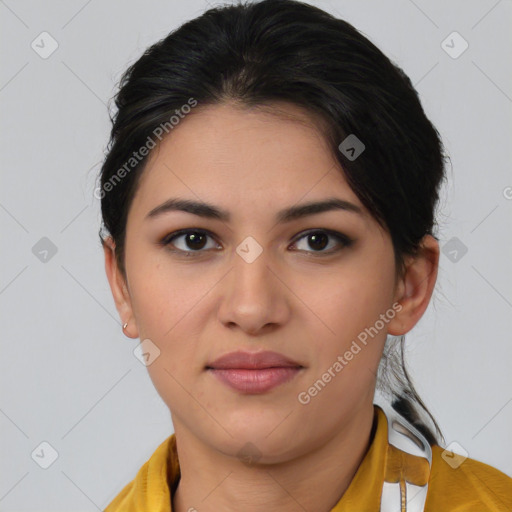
387, 234, 439, 336
103, 236, 139, 339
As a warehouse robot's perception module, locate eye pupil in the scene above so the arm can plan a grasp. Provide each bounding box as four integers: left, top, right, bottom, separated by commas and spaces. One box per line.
186, 232, 207, 250
308, 232, 328, 251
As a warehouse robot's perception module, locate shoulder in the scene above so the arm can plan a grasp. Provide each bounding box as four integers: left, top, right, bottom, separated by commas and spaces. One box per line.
103, 435, 175, 512
425, 444, 512, 511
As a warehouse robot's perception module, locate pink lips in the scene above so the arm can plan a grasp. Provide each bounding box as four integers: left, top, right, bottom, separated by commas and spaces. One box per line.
206, 350, 303, 394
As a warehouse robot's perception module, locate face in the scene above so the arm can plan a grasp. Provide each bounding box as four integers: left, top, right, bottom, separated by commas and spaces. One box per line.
106, 101, 421, 463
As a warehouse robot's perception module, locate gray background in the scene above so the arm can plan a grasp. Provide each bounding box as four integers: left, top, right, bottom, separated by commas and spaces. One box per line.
1, 0, 511, 510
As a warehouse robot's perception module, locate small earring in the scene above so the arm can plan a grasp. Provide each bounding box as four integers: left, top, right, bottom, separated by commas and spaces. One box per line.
122, 322, 128, 330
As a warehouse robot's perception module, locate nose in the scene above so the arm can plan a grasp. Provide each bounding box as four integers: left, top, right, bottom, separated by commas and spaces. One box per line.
217, 242, 290, 335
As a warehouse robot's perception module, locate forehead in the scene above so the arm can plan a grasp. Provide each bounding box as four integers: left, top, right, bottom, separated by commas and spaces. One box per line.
130, 101, 364, 219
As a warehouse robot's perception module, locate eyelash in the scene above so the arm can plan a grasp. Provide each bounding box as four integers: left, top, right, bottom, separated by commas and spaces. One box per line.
159, 228, 354, 258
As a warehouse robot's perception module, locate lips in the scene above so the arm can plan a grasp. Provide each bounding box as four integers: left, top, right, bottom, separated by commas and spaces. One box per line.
206, 350, 303, 370
206, 351, 304, 393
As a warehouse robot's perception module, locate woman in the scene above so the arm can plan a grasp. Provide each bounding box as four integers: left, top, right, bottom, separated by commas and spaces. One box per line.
98, 1, 512, 510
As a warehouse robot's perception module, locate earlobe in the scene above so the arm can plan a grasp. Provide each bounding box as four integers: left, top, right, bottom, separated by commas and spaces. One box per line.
103, 237, 139, 339
387, 235, 439, 336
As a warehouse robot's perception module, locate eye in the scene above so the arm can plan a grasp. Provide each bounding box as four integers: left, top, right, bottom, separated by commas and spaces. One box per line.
290, 229, 354, 255
160, 229, 220, 256
160, 228, 354, 257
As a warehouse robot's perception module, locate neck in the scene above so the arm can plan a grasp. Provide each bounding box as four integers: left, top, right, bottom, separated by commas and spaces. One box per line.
171, 403, 376, 512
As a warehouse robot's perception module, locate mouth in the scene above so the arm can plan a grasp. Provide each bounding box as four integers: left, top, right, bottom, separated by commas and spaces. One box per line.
205, 350, 304, 394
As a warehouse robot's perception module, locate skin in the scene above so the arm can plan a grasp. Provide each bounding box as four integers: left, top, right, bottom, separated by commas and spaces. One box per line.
104, 101, 439, 512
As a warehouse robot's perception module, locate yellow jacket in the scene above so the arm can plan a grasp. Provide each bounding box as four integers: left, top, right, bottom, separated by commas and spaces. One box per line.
104, 405, 512, 511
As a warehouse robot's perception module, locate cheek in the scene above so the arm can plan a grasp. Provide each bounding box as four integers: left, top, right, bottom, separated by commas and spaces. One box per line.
127, 252, 195, 335
298, 262, 396, 393
131, 268, 206, 412
305, 266, 395, 340
126, 257, 216, 372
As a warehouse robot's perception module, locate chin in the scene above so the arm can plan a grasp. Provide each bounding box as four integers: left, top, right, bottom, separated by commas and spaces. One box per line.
208, 418, 307, 463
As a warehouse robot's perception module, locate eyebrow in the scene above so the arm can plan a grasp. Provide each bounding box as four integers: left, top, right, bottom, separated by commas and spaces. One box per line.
145, 197, 363, 223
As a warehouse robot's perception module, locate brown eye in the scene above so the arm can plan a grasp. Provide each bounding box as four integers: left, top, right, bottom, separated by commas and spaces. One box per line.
291, 229, 353, 255
181, 231, 208, 250
161, 229, 219, 255
160, 228, 353, 258
305, 232, 329, 251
